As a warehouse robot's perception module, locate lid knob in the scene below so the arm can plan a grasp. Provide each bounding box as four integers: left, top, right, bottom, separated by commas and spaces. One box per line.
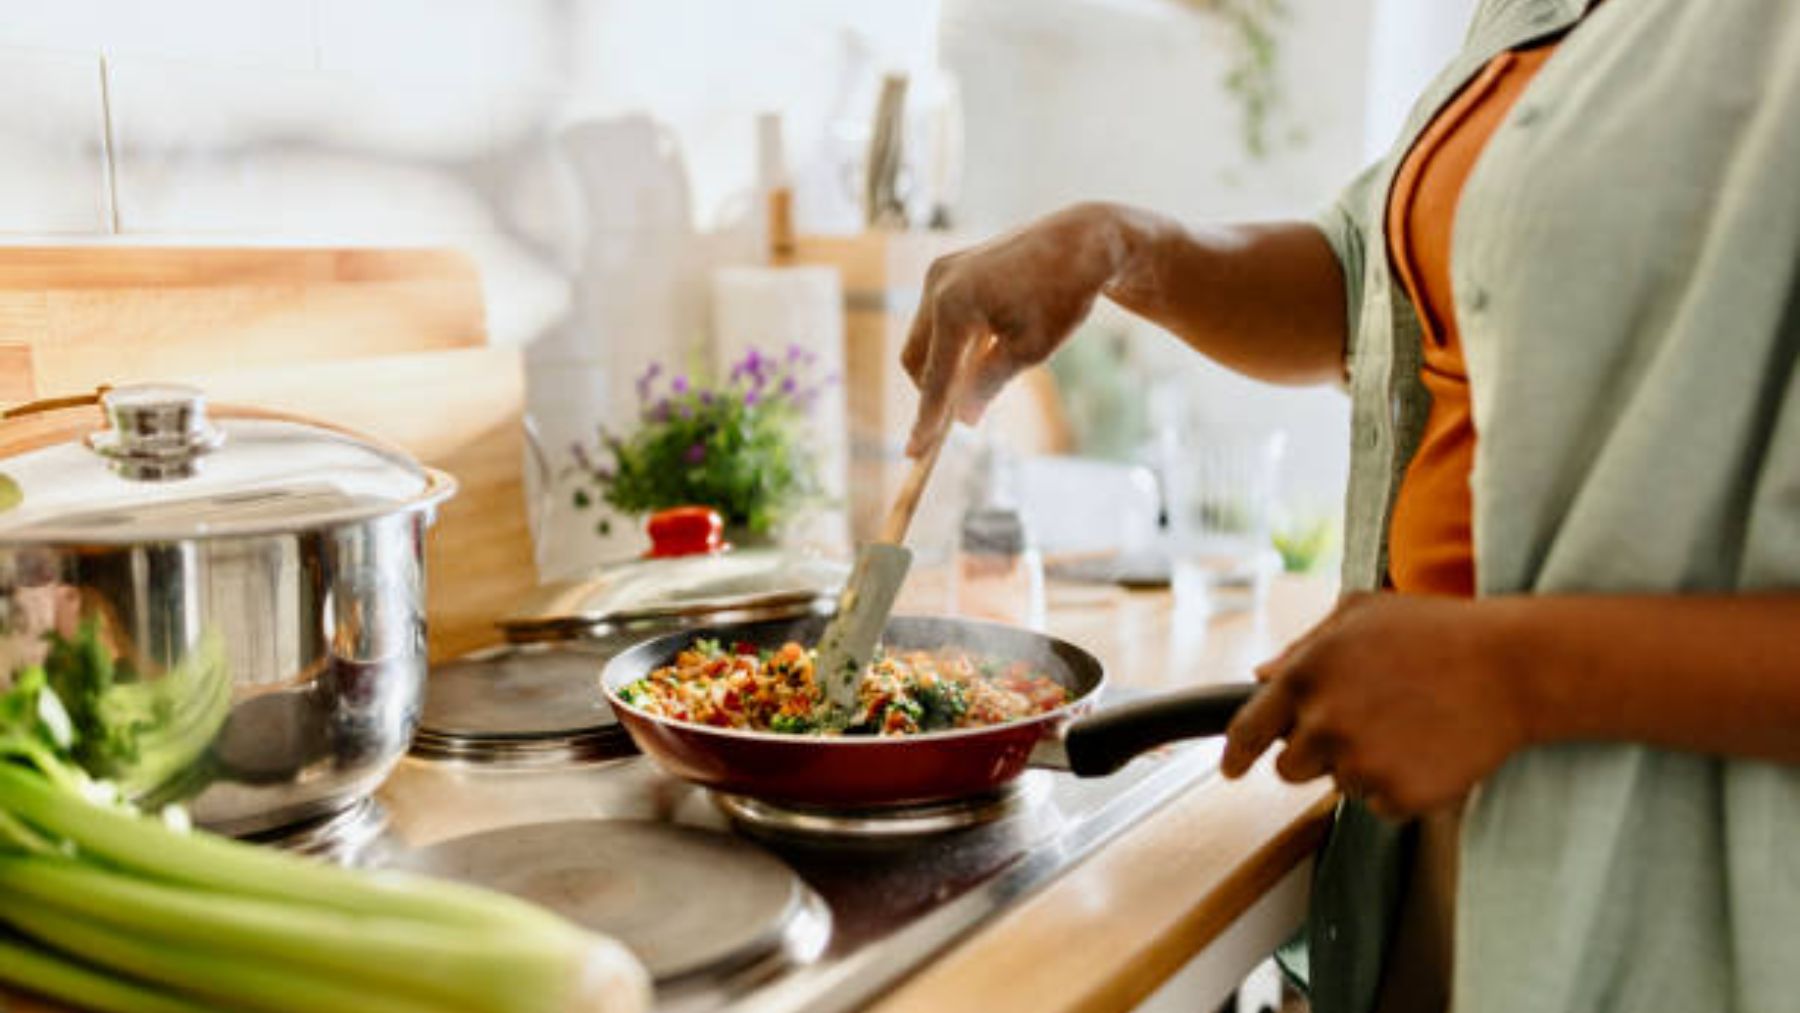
89, 383, 227, 481
645, 506, 729, 558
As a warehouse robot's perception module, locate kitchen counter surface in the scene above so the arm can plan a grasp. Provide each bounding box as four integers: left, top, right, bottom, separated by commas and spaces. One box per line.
1, 575, 1337, 1013
866, 574, 1338, 1013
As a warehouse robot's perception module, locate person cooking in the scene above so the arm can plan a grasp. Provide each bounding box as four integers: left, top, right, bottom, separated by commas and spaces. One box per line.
898, 2, 1800, 1012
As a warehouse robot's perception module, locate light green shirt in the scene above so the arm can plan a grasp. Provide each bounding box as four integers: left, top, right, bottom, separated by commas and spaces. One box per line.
1309, 1, 1800, 1011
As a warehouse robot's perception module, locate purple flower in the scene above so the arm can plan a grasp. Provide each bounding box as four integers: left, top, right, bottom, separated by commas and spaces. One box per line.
745, 388, 761, 408
684, 442, 707, 465
780, 376, 798, 397
635, 362, 663, 402
570, 441, 594, 472
671, 375, 689, 395
735, 348, 769, 383
786, 342, 806, 364
700, 390, 715, 405
645, 400, 673, 423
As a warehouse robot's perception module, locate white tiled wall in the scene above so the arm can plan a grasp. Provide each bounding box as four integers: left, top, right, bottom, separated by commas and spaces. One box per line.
0, 48, 110, 233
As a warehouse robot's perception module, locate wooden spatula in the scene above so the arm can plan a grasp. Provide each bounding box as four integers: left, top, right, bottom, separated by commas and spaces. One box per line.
815, 342, 983, 721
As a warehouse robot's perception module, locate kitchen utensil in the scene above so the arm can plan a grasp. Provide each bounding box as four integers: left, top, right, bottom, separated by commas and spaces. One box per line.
863, 73, 909, 229
497, 543, 847, 645
814, 342, 979, 717
602, 615, 1259, 807
390, 820, 828, 983
410, 638, 636, 766
0, 384, 454, 834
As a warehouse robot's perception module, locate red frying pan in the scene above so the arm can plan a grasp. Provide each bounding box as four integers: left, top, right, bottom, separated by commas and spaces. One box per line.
600, 614, 1257, 807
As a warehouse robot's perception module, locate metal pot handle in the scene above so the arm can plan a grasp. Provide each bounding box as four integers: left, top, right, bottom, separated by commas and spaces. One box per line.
2, 387, 108, 419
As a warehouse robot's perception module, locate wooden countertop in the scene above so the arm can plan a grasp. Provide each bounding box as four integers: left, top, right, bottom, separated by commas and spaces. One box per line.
871, 573, 1339, 1013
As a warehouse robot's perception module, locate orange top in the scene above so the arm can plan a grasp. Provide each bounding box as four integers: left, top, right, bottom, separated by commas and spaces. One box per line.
1384, 41, 1561, 596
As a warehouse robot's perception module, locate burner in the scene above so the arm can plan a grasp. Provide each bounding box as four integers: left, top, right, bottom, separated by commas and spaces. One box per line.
245, 798, 387, 864
715, 772, 1053, 839
413, 641, 635, 766
387, 820, 829, 983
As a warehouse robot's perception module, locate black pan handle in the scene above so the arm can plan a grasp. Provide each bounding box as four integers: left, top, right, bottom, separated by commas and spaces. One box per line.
1062, 682, 1261, 777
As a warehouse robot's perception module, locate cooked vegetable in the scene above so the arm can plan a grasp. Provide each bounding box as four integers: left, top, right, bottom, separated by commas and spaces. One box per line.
0, 632, 651, 1013
620, 639, 1068, 736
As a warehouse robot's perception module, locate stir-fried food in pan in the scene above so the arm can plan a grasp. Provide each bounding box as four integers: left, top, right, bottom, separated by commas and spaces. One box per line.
617, 638, 1069, 735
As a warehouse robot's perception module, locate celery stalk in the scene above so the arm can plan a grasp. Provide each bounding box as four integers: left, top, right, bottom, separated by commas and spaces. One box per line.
1, 903, 450, 1013
0, 855, 590, 1013
0, 934, 227, 1013
0, 763, 561, 935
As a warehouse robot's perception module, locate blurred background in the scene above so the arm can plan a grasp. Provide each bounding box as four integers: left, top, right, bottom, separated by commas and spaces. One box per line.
0, 0, 1477, 587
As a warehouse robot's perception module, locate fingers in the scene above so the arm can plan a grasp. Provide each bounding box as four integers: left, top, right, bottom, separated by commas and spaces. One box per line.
906, 301, 983, 457
958, 337, 1017, 427
1273, 728, 1336, 783
900, 287, 934, 388
1221, 681, 1296, 779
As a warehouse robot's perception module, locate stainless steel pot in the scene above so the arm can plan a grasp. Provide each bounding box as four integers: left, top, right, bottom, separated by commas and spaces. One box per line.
0, 384, 454, 835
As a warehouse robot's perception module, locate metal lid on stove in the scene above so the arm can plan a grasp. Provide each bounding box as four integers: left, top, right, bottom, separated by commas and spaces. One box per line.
411, 640, 637, 766
386, 820, 829, 982
498, 547, 846, 643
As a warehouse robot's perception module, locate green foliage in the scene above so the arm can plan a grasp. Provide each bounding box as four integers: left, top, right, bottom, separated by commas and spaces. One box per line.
569, 346, 831, 537
1272, 514, 1337, 574
1176, 0, 1295, 161
1217, 0, 1291, 160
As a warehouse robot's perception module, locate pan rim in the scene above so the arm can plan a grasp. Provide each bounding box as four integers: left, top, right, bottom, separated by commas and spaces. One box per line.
599, 615, 1104, 747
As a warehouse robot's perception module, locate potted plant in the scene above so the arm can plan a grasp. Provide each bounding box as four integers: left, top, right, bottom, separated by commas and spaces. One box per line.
570, 345, 833, 546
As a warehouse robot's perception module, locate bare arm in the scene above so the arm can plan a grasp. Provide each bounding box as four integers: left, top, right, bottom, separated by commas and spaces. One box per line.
901, 201, 1350, 455
1221, 591, 1800, 817
1499, 593, 1800, 764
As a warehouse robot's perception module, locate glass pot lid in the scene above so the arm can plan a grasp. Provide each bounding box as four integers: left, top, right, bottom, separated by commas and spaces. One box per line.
499, 548, 848, 641
0, 384, 455, 543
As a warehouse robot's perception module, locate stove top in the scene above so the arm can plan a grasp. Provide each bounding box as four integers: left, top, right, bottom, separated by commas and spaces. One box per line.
341, 729, 1223, 1013
391, 820, 831, 984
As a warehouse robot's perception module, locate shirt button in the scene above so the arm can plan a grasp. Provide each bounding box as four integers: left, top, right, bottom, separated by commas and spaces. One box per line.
1513, 105, 1543, 128
1466, 287, 1491, 312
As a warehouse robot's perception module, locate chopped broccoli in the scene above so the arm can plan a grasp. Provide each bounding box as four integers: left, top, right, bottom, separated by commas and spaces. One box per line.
912, 680, 969, 731
690, 637, 725, 658
769, 713, 814, 735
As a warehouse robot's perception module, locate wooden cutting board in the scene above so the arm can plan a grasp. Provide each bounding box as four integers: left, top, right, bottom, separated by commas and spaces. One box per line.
0, 246, 484, 392
0, 246, 534, 661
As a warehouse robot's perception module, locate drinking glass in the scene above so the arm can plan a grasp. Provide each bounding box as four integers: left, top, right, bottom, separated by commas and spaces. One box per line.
1163, 431, 1286, 614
